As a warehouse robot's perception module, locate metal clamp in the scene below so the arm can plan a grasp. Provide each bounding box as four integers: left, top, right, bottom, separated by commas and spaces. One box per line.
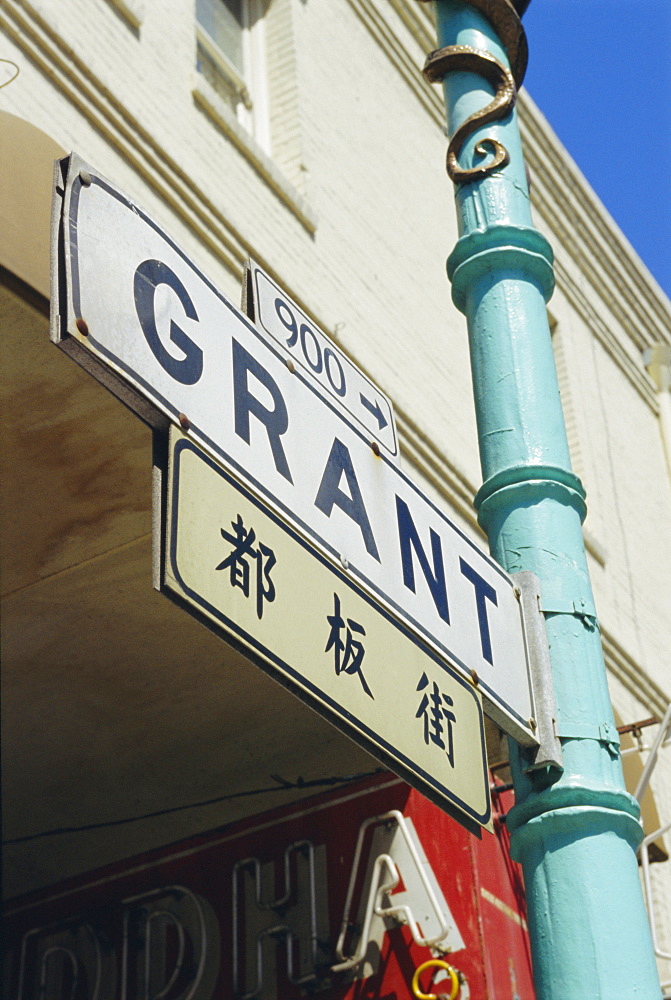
557, 721, 620, 750
512, 571, 563, 772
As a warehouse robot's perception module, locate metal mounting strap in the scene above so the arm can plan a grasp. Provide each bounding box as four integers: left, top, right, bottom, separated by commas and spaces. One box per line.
512, 571, 563, 772
558, 721, 620, 749
537, 594, 597, 619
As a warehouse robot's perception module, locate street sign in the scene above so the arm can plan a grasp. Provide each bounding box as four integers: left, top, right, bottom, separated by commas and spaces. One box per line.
162, 429, 491, 831
243, 261, 399, 461
52, 154, 537, 746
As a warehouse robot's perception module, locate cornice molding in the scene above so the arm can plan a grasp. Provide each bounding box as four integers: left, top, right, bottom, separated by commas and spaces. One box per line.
552, 256, 659, 414
345, 0, 670, 409
4, 0, 669, 766
3, 0, 668, 457
0, 0, 306, 284
601, 626, 670, 720
343, 0, 442, 121
386, 0, 436, 51
395, 409, 482, 534
192, 75, 317, 234
104, 0, 144, 31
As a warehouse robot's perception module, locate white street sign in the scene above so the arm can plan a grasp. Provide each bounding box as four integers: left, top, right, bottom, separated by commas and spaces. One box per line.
163, 429, 491, 832
53, 154, 537, 746
244, 261, 399, 461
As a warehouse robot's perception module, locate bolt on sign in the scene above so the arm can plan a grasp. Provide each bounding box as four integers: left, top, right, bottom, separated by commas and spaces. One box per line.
51, 153, 539, 750
162, 428, 490, 831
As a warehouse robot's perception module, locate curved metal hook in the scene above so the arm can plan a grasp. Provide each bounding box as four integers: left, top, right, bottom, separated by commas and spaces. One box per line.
415, 0, 528, 87
423, 45, 516, 185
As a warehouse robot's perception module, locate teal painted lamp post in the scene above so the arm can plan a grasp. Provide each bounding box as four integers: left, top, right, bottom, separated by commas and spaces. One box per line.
419, 1, 662, 996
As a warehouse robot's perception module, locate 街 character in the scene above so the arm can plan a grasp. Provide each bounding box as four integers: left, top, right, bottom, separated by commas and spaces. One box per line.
416, 671, 456, 767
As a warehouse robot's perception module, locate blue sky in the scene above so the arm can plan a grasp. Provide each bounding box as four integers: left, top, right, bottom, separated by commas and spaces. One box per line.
521, 0, 671, 301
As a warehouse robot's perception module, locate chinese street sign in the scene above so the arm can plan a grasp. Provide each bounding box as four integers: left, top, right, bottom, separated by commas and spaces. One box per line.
243, 261, 399, 461
162, 429, 491, 832
52, 154, 537, 746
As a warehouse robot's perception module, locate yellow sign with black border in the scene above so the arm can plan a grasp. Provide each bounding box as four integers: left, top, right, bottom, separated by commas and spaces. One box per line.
163, 429, 491, 833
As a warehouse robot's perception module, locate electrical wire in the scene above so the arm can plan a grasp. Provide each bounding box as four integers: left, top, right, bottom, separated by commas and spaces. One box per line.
2, 769, 384, 845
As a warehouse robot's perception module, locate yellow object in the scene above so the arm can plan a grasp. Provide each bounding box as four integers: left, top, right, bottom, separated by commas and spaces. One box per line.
411, 959, 460, 1000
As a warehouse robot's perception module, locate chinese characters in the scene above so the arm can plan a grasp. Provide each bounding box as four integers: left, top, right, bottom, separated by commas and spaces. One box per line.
325, 593, 373, 698
215, 513, 276, 619
416, 672, 456, 767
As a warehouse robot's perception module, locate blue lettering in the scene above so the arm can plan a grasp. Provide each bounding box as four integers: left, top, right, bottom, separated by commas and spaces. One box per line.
459, 558, 498, 665
134, 259, 202, 385
233, 339, 293, 483
396, 496, 450, 624
314, 439, 379, 560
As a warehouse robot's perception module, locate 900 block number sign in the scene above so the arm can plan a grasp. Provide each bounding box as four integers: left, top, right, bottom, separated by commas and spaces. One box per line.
246, 262, 399, 462
52, 154, 538, 748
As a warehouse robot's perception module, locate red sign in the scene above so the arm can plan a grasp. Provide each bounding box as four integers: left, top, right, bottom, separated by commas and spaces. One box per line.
3, 774, 534, 999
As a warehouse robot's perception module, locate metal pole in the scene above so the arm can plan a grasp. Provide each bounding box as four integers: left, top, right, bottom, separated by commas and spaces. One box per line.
419, 1, 662, 996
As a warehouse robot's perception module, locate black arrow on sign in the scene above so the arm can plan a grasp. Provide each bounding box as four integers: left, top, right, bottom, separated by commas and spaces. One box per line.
359, 393, 388, 431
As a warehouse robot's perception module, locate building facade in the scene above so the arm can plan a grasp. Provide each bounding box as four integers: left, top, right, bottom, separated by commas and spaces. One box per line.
2, 0, 670, 996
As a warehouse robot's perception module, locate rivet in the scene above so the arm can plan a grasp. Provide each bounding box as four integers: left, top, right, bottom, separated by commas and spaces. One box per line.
79, 170, 92, 186
75, 317, 89, 337
340, 554, 349, 570
470, 669, 479, 686
371, 441, 381, 457
178, 412, 191, 430
286, 358, 295, 373
529, 717, 537, 730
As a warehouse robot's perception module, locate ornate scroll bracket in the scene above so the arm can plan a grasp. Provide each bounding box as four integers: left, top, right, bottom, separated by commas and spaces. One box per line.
423, 45, 517, 185
414, 0, 528, 88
